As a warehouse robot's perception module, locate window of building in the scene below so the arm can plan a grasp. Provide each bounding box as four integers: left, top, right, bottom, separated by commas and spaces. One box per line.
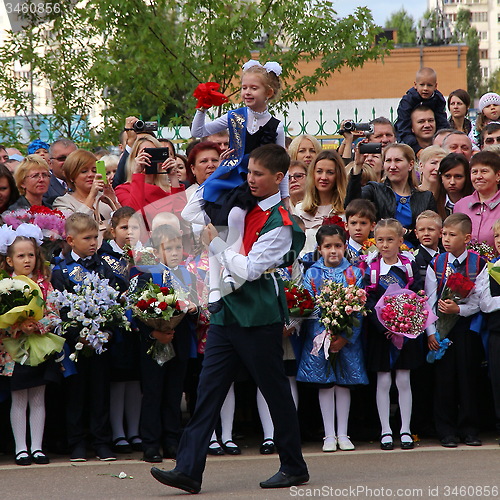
480, 49, 489, 59
481, 67, 489, 79
479, 31, 488, 41
472, 12, 488, 23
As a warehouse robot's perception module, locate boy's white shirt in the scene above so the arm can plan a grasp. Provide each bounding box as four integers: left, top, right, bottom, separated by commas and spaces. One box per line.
478, 266, 500, 313
424, 249, 486, 337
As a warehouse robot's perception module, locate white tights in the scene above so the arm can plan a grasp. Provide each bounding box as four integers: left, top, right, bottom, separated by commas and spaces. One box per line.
318, 386, 351, 438
376, 370, 412, 443
10, 386, 46, 455
210, 382, 236, 445
110, 381, 142, 443
257, 377, 298, 441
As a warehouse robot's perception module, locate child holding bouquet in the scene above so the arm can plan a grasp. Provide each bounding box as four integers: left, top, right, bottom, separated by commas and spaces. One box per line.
364, 218, 423, 451
51, 213, 125, 462
0, 225, 63, 466
479, 218, 500, 439
129, 224, 198, 463
98, 206, 142, 454
425, 213, 487, 447
296, 224, 368, 452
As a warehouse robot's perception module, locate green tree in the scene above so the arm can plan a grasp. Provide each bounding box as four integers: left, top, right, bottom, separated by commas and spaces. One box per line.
0, 0, 389, 144
0, 0, 100, 142
385, 8, 416, 45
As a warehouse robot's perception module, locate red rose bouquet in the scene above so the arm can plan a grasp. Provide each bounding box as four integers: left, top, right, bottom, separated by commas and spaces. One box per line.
129, 280, 188, 365
375, 284, 437, 349
283, 281, 314, 318
437, 272, 475, 338
193, 82, 228, 109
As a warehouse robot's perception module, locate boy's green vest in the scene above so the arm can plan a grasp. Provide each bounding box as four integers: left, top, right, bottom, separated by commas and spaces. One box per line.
210, 203, 305, 327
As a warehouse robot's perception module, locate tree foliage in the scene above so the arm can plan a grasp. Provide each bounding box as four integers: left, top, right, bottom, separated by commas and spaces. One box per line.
0, 0, 99, 141
385, 8, 416, 45
0, 0, 389, 143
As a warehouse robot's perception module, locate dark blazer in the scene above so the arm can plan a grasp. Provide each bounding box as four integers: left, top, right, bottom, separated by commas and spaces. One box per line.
43, 173, 67, 206
345, 173, 437, 247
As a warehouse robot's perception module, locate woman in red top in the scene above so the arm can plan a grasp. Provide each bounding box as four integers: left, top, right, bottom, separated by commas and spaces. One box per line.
115, 137, 186, 229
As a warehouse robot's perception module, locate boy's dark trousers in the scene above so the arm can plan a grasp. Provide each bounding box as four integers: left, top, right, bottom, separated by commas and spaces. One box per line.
65, 352, 112, 450
139, 334, 189, 451
433, 318, 483, 439
489, 331, 500, 432
174, 322, 307, 483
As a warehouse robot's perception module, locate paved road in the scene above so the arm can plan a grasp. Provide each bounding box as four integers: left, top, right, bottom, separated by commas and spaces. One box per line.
1, 438, 499, 499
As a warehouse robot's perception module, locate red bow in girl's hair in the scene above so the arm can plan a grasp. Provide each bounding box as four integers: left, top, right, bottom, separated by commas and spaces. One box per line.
322, 215, 346, 230
193, 82, 228, 109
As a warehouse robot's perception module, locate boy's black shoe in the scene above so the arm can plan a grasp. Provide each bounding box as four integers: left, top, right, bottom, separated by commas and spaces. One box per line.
143, 448, 162, 463
440, 436, 458, 448
260, 471, 310, 489
462, 435, 482, 446
150, 468, 201, 494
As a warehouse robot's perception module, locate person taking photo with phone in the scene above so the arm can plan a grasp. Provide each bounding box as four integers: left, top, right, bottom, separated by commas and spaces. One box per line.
115, 136, 186, 231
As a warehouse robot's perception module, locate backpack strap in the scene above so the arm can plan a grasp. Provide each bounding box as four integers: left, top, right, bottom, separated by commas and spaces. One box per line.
399, 254, 414, 288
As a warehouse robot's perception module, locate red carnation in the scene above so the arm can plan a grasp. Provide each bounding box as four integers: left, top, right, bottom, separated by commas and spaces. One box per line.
193, 82, 228, 109
157, 302, 167, 310
160, 287, 170, 294
137, 300, 148, 310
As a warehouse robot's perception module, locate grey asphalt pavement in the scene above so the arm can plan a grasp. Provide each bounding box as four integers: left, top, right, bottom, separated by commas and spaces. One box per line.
1, 438, 499, 499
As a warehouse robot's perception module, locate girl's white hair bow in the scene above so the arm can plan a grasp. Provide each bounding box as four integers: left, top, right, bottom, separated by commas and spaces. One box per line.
242, 60, 282, 76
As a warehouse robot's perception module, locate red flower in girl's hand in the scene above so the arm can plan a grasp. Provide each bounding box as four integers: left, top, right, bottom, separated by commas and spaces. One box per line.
445, 273, 475, 298
193, 82, 229, 109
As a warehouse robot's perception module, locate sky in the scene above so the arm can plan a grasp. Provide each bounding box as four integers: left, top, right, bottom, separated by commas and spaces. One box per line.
334, 1, 428, 27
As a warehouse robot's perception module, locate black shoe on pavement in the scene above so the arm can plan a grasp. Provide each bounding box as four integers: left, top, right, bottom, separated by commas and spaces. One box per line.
462, 435, 482, 446
259, 440, 275, 455
440, 436, 458, 448
260, 471, 310, 489
95, 445, 116, 461
143, 448, 163, 463
150, 467, 201, 494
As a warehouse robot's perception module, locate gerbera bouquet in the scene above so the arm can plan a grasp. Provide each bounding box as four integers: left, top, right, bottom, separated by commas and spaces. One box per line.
436, 272, 475, 338
311, 281, 368, 370
129, 280, 189, 365
0, 273, 64, 366
375, 284, 436, 349
51, 273, 129, 362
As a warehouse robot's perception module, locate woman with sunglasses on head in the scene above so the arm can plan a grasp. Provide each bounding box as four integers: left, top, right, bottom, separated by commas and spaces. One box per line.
8, 155, 52, 210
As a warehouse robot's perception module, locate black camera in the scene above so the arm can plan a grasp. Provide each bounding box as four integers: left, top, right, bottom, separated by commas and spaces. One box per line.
133, 120, 158, 133
359, 142, 382, 154
342, 121, 374, 135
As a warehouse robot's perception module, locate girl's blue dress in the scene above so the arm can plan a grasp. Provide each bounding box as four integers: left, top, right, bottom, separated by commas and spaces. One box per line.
296, 257, 368, 386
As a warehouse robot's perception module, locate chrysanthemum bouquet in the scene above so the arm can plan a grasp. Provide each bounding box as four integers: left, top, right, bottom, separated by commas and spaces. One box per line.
0, 273, 63, 366
129, 280, 188, 365
51, 273, 129, 362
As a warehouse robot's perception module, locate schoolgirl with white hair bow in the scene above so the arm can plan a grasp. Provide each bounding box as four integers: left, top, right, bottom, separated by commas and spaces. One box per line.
0, 223, 62, 466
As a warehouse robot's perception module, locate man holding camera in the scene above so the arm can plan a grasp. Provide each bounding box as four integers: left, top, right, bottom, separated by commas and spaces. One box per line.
112, 116, 160, 188
338, 117, 396, 165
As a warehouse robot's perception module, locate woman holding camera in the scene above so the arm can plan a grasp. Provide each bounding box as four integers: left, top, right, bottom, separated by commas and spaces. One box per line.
345, 143, 436, 247
115, 136, 185, 229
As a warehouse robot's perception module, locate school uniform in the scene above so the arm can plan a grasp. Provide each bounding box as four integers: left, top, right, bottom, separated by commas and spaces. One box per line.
172, 192, 308, 484
51, 251, 124, 455
414, 244, 439, 286
130, 262, 197, 455
364, 256, 424, 372
425, 250, 486, 440
478, 258, 500, 433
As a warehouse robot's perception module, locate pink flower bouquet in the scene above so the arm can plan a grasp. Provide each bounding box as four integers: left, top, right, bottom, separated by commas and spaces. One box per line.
375, 284, 437, 349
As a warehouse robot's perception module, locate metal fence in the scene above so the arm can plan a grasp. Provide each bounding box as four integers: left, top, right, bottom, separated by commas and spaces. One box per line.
0, 106, 398, 150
